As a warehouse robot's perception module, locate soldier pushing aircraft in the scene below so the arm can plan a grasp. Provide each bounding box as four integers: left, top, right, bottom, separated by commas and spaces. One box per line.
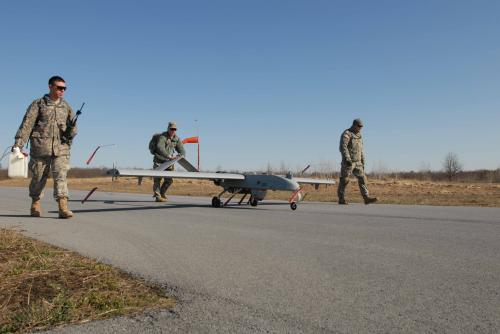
150, 122, 186, 202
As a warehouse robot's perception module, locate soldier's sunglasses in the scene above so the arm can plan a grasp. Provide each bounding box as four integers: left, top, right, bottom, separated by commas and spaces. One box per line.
55, 85, 67, 91
169, 128, 177, 131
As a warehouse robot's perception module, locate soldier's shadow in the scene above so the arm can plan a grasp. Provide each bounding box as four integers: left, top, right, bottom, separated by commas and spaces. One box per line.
0, 215, 31, 218
0, 214, 54, 219
48, 203, 208, 214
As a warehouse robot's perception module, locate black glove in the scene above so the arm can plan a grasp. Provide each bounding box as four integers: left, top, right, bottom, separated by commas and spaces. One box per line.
345, 160, 353, 167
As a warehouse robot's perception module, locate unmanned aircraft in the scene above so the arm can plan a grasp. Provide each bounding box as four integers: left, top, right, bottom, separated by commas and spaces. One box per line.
85, 156, 335, 210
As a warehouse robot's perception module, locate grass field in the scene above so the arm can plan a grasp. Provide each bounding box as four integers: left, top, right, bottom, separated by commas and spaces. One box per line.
1, 177, 499, 207
0, 228, 174, 334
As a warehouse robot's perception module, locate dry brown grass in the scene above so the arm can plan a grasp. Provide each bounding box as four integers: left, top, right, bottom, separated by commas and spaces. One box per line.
0, 228, 174, 334
1, 176, 499, 207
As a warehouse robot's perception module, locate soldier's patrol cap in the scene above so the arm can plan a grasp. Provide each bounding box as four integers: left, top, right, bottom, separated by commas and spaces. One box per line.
352, 118, 363, 127
168, 122, 177, 130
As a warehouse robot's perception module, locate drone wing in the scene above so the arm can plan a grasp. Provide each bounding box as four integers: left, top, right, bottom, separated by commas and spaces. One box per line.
113, 169, 245, 180
293, 177, 336, 186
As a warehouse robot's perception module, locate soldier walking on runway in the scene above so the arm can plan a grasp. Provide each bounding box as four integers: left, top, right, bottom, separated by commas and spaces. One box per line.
337, 119, 378, 205
13, 75, 77, 218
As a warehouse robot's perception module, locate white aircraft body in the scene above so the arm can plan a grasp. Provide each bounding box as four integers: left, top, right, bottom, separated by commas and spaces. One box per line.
105, 156, 335, 210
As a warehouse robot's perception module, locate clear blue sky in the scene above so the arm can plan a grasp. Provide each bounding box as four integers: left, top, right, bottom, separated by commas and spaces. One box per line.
1, 0, 499, 172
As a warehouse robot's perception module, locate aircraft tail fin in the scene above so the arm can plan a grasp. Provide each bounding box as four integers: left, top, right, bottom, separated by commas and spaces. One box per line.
154, 156, 198, 172
178, 157, 198, 172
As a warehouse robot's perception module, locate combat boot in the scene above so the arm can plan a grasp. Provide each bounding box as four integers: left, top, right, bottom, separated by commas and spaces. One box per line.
338, 198, 348, 205
364, 197, 378, 205
160, 193, 168, 201
30, 199, 41, 217
155, 196, 167, 202
58, 197, 74, 219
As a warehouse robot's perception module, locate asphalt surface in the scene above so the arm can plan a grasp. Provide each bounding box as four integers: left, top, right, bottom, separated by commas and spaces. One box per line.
1, 186, 499, 333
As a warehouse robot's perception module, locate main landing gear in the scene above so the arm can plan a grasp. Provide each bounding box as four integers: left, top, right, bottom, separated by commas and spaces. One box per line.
211, 189, 261, 208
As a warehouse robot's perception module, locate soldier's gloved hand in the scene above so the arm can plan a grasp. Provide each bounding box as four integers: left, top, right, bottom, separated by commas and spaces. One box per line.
345, 160, 353, 167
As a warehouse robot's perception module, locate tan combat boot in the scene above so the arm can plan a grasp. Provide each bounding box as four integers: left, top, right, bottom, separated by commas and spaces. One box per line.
58, 197, 74, 219
364, 197, 378, 205
155, 195, 167, 202
30, 199, 41, 217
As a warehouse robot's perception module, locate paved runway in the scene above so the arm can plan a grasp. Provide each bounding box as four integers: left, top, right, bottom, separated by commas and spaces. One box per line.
1, 187, 499, 333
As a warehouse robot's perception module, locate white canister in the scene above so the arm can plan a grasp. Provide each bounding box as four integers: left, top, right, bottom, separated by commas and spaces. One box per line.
8, 147, 29, 178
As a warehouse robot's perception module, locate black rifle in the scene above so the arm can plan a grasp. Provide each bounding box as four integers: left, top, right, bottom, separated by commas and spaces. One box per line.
62, 102, 85, 145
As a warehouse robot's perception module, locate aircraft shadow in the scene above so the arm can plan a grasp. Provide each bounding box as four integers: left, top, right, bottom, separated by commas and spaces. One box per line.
45, 201, 286, 214
69, 199, 154, 204
70, 199, 285, 206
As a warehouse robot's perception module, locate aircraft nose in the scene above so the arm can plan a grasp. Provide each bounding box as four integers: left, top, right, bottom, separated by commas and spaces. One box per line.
286, 179, 300, 191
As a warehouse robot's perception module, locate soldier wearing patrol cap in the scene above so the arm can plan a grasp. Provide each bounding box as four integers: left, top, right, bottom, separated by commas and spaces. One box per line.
337, 118, 378, 205
13, 75, 77, 218
152, 121, 185, 202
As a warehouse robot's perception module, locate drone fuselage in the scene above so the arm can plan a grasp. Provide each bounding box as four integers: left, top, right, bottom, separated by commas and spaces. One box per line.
214, 174, 299, 200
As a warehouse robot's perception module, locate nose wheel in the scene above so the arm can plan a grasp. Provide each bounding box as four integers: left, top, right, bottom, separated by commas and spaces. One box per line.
250, 197, 258, 207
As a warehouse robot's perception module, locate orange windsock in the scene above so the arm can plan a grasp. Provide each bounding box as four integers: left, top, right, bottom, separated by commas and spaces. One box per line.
182, 136, 199, 144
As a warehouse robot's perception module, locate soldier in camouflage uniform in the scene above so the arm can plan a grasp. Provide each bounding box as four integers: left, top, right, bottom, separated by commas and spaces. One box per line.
152, 122, 185, 202
13, 76, 77, 218
337, 119, 378, 205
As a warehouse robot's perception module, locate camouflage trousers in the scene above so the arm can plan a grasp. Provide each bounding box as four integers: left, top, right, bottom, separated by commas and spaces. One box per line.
337, 161, 370, 200
29, 155, 70, 200
153, 163, 174, 197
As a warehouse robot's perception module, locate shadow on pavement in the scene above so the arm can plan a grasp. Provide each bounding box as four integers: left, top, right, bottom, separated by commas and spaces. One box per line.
0, 214, 56, 219
69, 199, 154, 204
46, 201, 287, 214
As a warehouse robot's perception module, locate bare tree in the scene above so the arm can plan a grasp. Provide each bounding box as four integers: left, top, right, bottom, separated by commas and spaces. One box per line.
418, 161, 432, 181
279, 160, 288, 174
370, 160, 390, 180
266, 162, 274, 174
443, 152, 463, 181
418, 161, 431, 173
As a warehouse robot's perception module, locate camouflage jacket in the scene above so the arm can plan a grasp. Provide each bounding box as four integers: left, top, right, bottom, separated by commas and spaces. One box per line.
339, 127, 365, 164
14, 95, 77, 157
153, 133, 186, 163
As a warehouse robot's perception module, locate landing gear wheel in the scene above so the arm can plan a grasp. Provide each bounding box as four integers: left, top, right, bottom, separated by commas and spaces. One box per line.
290, 202, 297, 210
211, 196, 221, 208
250, 197, 258, 207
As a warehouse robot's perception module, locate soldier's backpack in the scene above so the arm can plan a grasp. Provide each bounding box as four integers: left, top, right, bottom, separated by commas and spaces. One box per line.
148, 133, 164, 155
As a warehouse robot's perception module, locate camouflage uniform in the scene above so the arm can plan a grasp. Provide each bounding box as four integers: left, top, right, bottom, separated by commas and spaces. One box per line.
337, 125, 371, 201
14, 95, 77, 200
153, 132, 185, 198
